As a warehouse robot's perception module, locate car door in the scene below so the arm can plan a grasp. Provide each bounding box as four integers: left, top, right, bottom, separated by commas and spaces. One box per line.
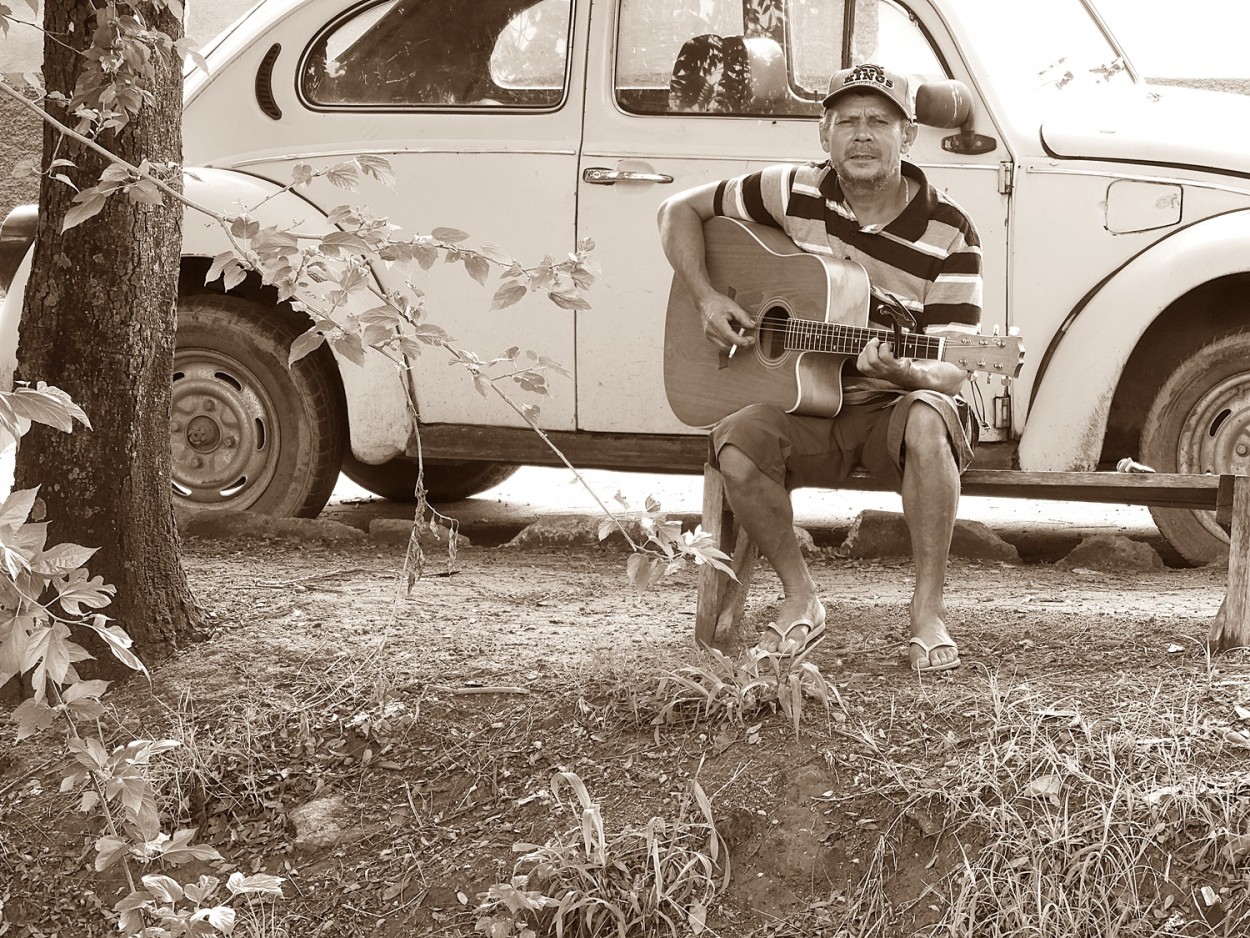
186, 0, 587, 432
574, 0, 1010, 437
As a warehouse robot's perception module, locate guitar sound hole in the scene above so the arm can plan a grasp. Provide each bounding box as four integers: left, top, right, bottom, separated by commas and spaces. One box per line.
757, 306, 790, 362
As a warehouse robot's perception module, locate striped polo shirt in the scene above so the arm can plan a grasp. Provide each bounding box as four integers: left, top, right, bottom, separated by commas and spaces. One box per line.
712, 159, 983, 331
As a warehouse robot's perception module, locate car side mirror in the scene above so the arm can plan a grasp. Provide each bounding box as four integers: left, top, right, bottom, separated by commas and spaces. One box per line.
916, 79, 997, 155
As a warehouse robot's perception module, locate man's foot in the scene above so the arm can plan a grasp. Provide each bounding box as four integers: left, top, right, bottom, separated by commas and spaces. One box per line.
756, 594, 827, 655
907, 610, 961, 672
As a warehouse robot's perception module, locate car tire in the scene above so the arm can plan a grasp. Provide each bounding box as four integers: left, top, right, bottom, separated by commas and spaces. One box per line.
341, 452, 519, 503
172, 294, 346, 517
1139, 331, 1250, 565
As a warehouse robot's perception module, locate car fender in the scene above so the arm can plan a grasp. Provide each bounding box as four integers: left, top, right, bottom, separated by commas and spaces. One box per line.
0, 170, 413, 465
1018, 208, 1250, 471
182, 168, 412, 465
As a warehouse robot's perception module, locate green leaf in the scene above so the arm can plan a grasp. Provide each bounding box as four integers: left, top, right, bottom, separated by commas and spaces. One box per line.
288, 329, 326, 366
126, 178, 164, 205
61, 190, 108, 232
0, 486, 39, 530
95, 835, 130, 872
5, 383, 90, 432
413, 240, 439, 270
142, 874, 184, 904
226, 872, 285, 897
11, 696, 57, 741
321, 231, 370, 255
83, 616, 146, 674
330, 332, 367, 366
159, 828, 223, 866
354, 154, 394, 186
626, 553, 667, 594
431, 227, 469, 243
491, 282, 527, 311
204, 250, 238, 285
325, 162, 360, 190
31, 542, 97, 577
62, 678, 109, 704
547, 291, 591, 311
54, 570, 116, 616
291, 163, 314, 187
464, 254, 490, 285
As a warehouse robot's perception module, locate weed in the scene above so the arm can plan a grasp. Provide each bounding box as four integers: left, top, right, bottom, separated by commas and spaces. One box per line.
912, 674, 1250, 936
647, 647, 845, 737
476, 771, 727, 937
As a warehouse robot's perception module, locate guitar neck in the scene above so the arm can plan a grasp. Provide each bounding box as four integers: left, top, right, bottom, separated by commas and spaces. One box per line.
784, 318, 942, 359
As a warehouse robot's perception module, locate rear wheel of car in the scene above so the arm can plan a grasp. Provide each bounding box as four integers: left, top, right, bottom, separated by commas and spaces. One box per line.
1140, 331, 1250, 565
172, 294, 346, 517
341, 452, 519, 503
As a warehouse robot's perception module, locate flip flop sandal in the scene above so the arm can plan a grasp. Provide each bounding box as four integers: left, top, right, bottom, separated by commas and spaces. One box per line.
908, 636, 962, 673
756, 604, 827, 657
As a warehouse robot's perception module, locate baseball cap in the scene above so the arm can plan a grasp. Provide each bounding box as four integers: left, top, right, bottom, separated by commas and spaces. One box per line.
821, 63, 915, 121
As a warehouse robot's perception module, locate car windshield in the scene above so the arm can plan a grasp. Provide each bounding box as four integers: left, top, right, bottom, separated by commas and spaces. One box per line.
948, 0, 1137, 120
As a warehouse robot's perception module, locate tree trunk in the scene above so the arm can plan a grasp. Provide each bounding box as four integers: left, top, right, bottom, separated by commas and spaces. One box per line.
12, 1, 202, 679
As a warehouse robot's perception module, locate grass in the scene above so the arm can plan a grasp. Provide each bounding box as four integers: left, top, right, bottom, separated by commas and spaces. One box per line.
4, 546, 1249, 937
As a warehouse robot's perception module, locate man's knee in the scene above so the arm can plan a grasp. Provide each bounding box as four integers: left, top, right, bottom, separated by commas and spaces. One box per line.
902, 402, 955, 463
717, 443, 764, 487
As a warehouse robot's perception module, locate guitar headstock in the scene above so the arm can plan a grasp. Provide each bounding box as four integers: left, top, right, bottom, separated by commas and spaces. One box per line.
933, 330, 1026, 377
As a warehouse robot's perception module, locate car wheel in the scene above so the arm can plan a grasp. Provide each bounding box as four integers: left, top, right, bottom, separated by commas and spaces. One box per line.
341, 452, 518, 503
1140, 331, 1250, 564
172, 294, 346, 517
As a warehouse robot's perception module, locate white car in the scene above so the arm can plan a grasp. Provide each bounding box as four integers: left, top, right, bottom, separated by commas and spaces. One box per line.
3, 0, 1250, 565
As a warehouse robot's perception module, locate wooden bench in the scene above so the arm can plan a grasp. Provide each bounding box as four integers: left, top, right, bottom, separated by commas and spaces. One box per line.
696, 466, 1250, 653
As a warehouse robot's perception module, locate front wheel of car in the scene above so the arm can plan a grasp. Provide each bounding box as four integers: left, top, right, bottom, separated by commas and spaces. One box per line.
1140, 331, 1250, 565
172, 294, 347, 517
341, 451, 519, 503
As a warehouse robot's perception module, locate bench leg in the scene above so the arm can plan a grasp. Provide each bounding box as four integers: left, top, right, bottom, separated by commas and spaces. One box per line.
695, 465, 758, 650
1212, 474, 1250, 652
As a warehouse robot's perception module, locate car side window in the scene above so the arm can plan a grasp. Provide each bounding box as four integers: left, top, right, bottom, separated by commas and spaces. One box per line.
848, 0, 946, 85
616, 0, 821, 117
618, 0, 943, 119
301, 0, 572, 109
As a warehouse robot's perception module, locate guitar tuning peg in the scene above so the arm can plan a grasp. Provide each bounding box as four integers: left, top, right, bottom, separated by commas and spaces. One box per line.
1008, 326, 1021, 336
992, 324, 1000, 336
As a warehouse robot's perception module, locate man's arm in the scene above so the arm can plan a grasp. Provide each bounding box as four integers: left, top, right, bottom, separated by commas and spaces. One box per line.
856, 337, 969, 396
657, 183, 755, 354
856, 222, 984, 396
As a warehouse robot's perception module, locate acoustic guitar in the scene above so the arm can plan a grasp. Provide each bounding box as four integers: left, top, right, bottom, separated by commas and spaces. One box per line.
663, 217, 1025, 428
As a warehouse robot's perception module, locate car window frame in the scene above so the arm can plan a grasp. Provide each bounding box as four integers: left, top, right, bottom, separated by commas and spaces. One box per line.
294, 0, 577, 114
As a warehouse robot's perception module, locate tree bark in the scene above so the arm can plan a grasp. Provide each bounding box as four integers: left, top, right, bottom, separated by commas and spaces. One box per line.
12, 1, 202, 680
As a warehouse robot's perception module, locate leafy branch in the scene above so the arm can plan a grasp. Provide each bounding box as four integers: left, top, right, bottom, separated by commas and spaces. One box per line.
1, 383, 281, 935
0, 1, 734, 594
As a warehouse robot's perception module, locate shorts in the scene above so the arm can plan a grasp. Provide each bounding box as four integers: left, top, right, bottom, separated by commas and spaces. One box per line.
708, 391, 978, 491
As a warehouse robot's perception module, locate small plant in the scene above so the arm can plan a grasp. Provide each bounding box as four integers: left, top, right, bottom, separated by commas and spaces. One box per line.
0, 383, 286, 935
648, 646, 843, 737
475, 771, 728, 938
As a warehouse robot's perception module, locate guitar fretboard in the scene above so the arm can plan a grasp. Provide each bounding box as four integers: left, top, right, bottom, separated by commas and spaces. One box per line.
784, 319, 943, 359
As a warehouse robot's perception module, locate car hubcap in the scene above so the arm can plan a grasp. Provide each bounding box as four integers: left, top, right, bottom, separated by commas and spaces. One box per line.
1176, 370, 1250, 542
170, 350, 280, 509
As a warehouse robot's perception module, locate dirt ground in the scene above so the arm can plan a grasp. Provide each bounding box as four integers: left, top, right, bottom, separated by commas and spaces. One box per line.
2, 522, 1248, 937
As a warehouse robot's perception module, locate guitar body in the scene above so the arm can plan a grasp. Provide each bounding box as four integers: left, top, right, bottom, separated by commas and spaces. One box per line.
664, 217, 872, 428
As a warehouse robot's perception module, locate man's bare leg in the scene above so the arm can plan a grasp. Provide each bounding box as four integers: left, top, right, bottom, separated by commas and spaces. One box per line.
717, 444, 823, 652
899, 404, 961, 670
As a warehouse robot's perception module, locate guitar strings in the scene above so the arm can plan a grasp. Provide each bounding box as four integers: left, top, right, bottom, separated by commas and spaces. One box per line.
747, 320, 943, 356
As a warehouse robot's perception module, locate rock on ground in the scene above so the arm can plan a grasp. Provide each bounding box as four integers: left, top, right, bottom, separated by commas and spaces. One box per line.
1060, 533, 1165, 573
841, 509, 1020, 563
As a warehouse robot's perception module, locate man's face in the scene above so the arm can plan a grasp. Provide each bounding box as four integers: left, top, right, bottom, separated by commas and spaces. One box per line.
821, 91, 917, 190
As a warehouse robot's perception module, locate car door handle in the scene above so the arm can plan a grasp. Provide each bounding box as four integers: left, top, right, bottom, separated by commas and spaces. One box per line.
582, 167, 674, 185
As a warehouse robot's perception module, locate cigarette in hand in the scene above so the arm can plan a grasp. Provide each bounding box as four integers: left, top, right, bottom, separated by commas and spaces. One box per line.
727, 325, 748, 359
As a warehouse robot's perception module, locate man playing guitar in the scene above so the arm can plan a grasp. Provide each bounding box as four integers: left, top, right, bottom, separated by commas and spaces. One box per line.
657, 63, 983, 673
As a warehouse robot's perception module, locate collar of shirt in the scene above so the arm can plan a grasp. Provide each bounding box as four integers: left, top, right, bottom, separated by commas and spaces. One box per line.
818, 159, 931, 241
